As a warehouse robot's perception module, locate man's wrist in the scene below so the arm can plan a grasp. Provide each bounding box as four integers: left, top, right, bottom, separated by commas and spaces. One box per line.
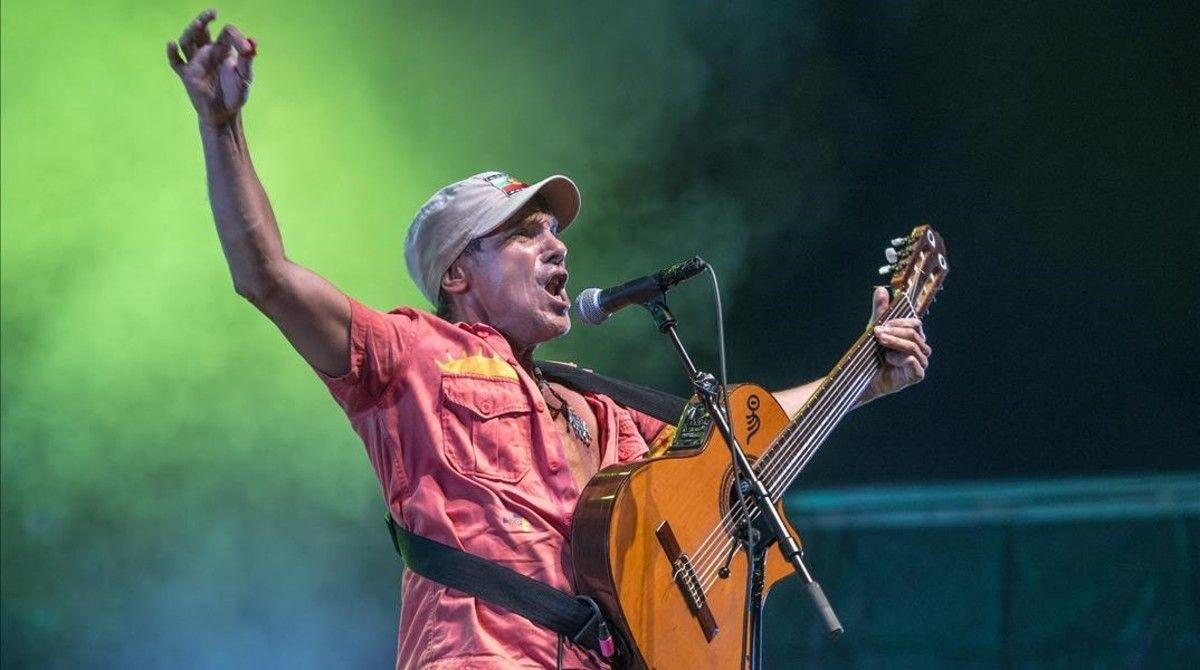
854, 384, 880, 409
198, 114, 246, 152
199, 112, 243, 134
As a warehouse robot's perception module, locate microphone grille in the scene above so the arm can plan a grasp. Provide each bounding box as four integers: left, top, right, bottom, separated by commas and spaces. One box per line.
574, 288, 608, 325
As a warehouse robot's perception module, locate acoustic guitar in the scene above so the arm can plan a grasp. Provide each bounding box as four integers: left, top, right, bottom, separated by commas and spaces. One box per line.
571, 226, 948, 668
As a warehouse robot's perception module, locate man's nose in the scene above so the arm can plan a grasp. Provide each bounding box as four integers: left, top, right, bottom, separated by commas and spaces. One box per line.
543, 234, 567, 265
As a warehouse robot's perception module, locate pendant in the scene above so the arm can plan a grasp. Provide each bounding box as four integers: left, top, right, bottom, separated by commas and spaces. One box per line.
566, 408, 592, 446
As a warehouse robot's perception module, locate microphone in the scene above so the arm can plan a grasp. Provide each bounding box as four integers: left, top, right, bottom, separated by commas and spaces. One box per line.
575, 257, 708, 325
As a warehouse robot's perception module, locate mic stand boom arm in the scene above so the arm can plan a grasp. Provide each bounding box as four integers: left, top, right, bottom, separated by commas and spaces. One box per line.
641, 295, 843, 668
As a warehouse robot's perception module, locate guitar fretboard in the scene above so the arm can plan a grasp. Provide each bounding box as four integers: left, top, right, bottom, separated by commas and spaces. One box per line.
751, 296, 918, 505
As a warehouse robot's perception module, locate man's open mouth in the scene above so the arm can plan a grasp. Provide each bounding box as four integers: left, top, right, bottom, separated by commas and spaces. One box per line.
544, 272, 568, 300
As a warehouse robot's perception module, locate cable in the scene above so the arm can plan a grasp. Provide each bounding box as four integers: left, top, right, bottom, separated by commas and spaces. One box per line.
706, 264, 755, 670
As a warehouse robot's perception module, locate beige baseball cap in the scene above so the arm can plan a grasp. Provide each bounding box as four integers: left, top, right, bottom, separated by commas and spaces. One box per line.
404, 171, 581, 305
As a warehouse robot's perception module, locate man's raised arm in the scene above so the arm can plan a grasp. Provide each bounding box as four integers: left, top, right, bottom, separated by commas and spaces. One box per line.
168, 10, 351, 377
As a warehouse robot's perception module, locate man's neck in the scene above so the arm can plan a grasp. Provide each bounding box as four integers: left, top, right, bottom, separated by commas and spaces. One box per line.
511, 341, 538, 376
443, 304, 542, 376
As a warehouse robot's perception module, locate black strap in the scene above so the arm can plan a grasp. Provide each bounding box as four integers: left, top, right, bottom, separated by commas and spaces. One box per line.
535, 359, 687, 425
385, 514, 610, 656
380, 363, 681, 658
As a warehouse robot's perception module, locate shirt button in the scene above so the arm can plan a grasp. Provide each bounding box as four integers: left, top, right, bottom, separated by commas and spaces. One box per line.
549, 460, 561, 472
479, 399, 493, 412
535, 402, 546, 412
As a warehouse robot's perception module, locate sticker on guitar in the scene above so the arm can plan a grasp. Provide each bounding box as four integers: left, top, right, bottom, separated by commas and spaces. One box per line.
745, 394, 762, 443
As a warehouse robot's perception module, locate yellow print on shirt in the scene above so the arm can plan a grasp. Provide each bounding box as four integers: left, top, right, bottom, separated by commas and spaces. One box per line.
499, 513, 535, 532
436, 351, 520, 381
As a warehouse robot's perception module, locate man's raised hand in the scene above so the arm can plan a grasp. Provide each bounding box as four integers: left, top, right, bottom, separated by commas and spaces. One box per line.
167, 9, 256, 126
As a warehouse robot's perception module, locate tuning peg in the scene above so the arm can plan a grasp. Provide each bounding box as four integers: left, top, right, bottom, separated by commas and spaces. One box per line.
884, 248, 899, 264
890, 237, 907, 247
877, 264, 893, 276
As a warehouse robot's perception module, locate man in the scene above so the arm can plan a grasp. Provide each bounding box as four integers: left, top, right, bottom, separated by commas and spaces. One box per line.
168, 10, 931, 669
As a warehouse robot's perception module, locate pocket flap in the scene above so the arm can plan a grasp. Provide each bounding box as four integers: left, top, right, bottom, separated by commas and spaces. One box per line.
441, 375, 531, 419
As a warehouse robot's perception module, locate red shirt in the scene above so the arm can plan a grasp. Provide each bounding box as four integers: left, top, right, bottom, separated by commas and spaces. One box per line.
317, 298, 669, 669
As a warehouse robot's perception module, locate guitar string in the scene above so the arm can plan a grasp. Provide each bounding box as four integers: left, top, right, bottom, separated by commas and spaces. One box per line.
676, 301, 895, 580
693, 268, 935, 588
697, 357, 876, 591
689, 287, 923, 590
687, 289, 920, 585
680, 329, 882, 588
669, 268, 925, 581
683, 323, 887, 587
755, 286, 922, 495
755, 292, 920, 496
677, 318, 888, 585
681, 287, 923, 586
707, 282, 923, 549
689, 291, 919, 590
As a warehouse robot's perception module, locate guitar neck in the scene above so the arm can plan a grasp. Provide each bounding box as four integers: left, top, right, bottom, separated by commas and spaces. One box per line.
754, 299, 915, 498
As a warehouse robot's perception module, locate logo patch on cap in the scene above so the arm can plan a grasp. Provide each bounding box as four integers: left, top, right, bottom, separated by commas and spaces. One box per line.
484, 172, 529, 197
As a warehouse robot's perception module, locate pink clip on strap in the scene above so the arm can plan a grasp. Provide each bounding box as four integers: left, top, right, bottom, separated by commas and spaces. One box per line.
597, 621, 616, 658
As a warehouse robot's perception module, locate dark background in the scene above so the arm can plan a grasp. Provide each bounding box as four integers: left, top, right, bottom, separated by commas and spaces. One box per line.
551, 0, 1199, 484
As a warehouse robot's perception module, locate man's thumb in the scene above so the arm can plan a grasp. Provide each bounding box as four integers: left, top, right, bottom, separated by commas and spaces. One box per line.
235, 38, 255, 83
871, 286, 889, 322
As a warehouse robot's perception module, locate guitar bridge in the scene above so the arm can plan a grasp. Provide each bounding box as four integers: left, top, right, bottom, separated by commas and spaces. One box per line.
656, 520, 719, 641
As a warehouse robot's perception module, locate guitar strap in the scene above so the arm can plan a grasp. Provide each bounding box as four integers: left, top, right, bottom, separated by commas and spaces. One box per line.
535, 360, 687, 425
383, 362, 689, 660
385, 514, 614, 657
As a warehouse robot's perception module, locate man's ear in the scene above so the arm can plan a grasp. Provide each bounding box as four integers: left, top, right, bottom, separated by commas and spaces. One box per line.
440, 258, 470, 296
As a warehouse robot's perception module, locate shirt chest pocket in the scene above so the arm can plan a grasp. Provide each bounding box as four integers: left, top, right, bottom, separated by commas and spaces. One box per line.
440, 374, 533, 484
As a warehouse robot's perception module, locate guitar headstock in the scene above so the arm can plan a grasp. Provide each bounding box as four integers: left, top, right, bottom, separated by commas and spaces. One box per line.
877, 225, 948, 317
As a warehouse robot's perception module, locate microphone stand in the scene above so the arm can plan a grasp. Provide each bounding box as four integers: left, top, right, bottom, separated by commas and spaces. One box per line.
640, 295, 842, 669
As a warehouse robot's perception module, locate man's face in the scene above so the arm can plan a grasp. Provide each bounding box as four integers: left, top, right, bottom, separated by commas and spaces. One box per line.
455, 205, 571, 351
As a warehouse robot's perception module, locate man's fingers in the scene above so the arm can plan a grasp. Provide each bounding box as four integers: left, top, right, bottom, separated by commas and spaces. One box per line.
884, 349, 925, 369
879, 316, 926, 343
234, 47, 254, 84
876, 324, 931, 356
166, 41, 185, 75
216, 25, 256, 83
878, 332, 929, 369
882, 317, 923, 329
873, 311, 932, 391
884, 350, 929, 379
192, 42, 225, 72
179, 9, 217, 59
240, 47, 255, 83
217, 24, 253, 53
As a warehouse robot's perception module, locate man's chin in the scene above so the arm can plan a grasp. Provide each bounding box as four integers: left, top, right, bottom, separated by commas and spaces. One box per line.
542, 313, 571, 340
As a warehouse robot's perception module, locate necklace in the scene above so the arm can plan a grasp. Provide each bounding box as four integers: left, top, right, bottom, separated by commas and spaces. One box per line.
533, 367, 592, 446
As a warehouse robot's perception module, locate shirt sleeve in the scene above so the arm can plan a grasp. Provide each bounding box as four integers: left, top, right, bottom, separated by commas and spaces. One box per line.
630, 406, 678, 458
614, 405, 675, 462
315, 297, 416, 413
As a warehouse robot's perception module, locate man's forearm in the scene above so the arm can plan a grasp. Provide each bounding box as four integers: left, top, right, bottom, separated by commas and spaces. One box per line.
774, 375, 891, 416
199, 114, 287, 300
772, 378, 824, 417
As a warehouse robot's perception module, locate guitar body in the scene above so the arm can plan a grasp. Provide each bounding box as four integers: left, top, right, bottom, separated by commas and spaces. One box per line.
571, 384, 801, 669
571, 225, 949, 668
